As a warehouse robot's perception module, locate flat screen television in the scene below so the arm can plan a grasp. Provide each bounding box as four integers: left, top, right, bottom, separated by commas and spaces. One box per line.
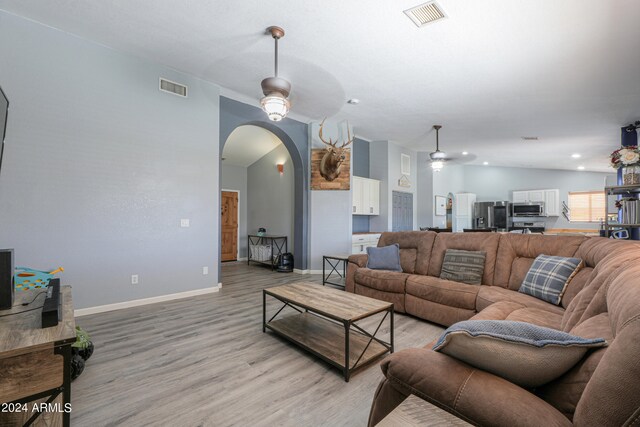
0, 86, 8, 176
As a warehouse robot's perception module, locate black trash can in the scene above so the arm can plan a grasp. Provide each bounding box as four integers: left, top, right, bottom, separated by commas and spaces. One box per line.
276, 253, 294, 273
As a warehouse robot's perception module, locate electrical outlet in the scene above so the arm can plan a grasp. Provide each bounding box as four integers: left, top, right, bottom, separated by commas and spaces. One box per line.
180, 219, 190, 227
131, 274, 139, 285
202, 266, 209, 275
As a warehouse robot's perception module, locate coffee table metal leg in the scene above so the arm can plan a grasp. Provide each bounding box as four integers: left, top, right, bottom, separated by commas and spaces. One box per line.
344, 320, 350, 382
390, 306, 394, 353
262, 291, 266, 333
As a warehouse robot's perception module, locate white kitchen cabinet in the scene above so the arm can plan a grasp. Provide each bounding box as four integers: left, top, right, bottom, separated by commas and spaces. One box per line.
352, 176, 380, 216
352, 233, 381, 254
512, 191, 528, 203
544, 189, 560, 216
512, 189, 560, 216
352, 177, 364, 214
529, 190, 545, 203
453, 193, 476, 232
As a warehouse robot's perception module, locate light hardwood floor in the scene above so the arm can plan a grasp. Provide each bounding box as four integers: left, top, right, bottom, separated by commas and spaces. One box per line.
71, 263, 444, 427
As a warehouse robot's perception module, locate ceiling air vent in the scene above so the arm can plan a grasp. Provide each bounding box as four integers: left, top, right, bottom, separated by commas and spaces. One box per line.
159, 78, 188, 97
521, 136, 539, 141
404, 1, 447, 28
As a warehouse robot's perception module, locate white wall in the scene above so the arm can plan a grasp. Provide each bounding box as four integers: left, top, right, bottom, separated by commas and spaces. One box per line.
417, 163, 614, 230
221, 164, 248, 258
462, 165, 613, 229
308, 120, 352, 271
0, 11, 220, 309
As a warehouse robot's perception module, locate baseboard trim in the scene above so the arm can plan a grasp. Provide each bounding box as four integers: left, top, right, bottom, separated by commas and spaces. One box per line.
74, 286, 220, 317
293, 268, 309, 274
309, 269, 323, 275
237, 257, 248, 262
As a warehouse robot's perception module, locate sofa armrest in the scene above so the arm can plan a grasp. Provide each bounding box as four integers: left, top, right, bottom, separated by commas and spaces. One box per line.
346, 254, 368, 293
374, 348, 571, 427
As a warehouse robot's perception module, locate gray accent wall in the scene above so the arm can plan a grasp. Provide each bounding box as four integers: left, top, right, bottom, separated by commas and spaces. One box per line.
0, 11, 220, 309
247, 145, 294, 252
219, 97, 308, 271
352, 137, 370, 233
221, 164, 248, 258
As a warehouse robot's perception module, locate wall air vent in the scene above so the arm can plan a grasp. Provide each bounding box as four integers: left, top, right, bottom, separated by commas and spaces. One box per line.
521, 136, 539, 141
159, 78, 188, 97
404, 1, 447, 28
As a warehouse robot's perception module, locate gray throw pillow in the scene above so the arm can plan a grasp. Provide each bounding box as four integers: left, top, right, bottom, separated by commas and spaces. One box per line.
366, 244, 402, 272
433, 320, 607, 388
440, 249, 486, 285
519, 255, 583, 305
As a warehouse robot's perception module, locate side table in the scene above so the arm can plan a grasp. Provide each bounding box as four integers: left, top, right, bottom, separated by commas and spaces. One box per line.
322, 255, 350, 288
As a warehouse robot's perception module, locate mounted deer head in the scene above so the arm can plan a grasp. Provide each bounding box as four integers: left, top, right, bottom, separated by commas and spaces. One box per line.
318, 119, 353, 182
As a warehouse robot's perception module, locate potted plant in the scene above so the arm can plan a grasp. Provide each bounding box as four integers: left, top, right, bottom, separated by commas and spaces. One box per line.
610, 146, 640, 185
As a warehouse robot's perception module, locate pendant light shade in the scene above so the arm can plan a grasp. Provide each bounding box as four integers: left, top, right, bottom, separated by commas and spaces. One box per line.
260, 26, 291, 121
261, 93, 290, 122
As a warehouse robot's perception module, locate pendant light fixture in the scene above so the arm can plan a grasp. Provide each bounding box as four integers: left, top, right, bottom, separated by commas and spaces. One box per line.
429, 125, 447, 172
260, 26, 291, 122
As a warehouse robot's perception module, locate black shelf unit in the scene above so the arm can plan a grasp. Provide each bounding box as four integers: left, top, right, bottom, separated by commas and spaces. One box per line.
248, 235, 287, 270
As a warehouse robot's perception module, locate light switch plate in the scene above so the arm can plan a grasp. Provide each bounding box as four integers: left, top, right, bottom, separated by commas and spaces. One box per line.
180, 219, 190, 227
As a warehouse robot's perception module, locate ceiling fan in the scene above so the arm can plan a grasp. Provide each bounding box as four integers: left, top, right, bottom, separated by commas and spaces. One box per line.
428, 125, 475, 172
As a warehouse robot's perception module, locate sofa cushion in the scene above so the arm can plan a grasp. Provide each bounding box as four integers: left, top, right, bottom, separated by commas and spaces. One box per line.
428, 233, 501, 285
378, 348, 572, 427
407, 275, 479, 310
536, 313, 612, 420
494, 234, 586, 290
433, 320, 607, 388
505, 307, 563, 330
378, 231, 436, 275
476, 286, 565, 315
366, 244, 402, 271
354, 268, 409, 294
519, 255, 583, 305
354, 284, 406, 313
440, 249, 486, 285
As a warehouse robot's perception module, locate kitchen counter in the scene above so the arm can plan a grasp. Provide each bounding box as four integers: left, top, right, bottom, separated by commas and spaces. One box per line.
353, 231, 385, 235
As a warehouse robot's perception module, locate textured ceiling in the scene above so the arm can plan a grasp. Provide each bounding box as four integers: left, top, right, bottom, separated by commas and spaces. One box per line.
1, 0, 639, 172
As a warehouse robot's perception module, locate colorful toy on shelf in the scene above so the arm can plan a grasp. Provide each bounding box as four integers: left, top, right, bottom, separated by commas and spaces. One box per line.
14, 266, 64, 290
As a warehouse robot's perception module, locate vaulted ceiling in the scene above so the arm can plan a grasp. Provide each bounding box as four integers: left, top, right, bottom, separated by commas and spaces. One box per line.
1, 0, 639, 172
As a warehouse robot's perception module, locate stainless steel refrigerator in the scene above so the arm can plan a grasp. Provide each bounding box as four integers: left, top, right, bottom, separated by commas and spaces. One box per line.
473, 201, 510, 231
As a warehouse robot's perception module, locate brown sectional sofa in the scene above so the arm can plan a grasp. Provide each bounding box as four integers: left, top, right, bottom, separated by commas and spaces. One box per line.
346, 231, 640, 426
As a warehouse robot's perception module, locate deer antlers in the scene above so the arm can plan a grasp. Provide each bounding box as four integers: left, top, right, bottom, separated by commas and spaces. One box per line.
318, 119, 353, 150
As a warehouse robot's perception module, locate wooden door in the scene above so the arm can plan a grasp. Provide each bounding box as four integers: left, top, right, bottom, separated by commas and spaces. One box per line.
221, 191, 238, 262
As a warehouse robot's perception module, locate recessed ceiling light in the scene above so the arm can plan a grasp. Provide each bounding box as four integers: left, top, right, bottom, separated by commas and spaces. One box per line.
571, 153, 581, 158
483, 161, 489, 166
577, 166, 585, 170
521, 136, 539, 141
347, 98, 360, 105
462, 151, 469, 155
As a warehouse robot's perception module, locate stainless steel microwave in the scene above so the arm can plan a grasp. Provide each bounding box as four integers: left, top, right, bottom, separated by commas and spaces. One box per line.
512, 202, 545, 217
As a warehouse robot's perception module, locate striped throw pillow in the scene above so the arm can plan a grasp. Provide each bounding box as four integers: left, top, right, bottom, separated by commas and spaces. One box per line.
440, 249, 486, 285
519, 255, 583, 305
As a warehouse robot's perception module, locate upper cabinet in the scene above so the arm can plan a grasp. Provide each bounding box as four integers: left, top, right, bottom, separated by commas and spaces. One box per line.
544, 189, 560, 216
512, 189, 560, 216
353, 176, 380, 216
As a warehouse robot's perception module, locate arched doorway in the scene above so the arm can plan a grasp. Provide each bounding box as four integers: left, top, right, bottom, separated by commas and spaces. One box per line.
220, 125, 294, 265
218, 105, 309, 281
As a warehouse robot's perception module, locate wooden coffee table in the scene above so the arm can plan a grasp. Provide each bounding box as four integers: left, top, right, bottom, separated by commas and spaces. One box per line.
263, 282, 394, 381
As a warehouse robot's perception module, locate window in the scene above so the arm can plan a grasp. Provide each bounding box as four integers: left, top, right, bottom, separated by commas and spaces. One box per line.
568, 191, 606, 222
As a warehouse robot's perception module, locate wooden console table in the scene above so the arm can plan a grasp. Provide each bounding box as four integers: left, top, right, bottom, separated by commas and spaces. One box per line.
0, 286, 76, 427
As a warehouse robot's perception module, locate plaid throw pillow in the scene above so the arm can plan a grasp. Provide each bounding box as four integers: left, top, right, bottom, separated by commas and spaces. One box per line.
440, 249, 486, 285
519, 255, 583, 305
